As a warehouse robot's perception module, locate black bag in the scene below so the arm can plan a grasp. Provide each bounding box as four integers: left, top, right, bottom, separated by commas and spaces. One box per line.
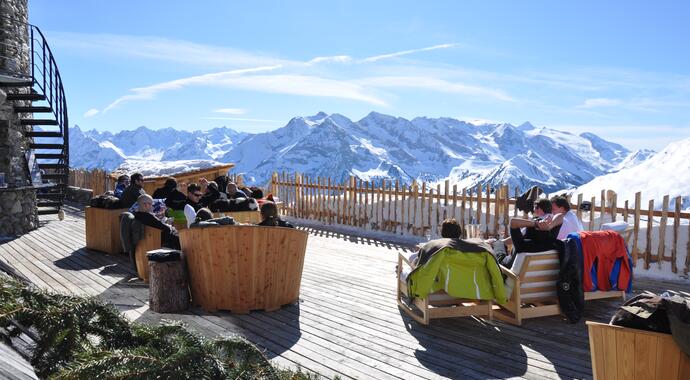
90, 194, 123, 209
209, 197, 257, 212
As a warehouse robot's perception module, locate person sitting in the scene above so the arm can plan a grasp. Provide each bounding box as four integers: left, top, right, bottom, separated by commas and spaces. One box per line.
133, 194, 180, 249
537, 195, 584, 240
152, 177, 178, 200
257, 201, 294, 228
114, 174, 129, 199
249, 186, 264, 199
189, 207, 235, 227
199, 181, 226, 207
227, 182, 248, 199
408, 218, 467, 265
120, 173, 146, 209
162, 181, 191, 210
494, 198, 556, 267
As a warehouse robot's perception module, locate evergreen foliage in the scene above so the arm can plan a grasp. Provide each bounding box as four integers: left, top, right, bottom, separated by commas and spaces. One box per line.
0, 277, 320, 379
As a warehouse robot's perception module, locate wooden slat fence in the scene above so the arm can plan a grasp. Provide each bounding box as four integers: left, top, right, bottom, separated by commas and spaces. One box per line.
271, 172, 690, 276
68, 169, 111, 196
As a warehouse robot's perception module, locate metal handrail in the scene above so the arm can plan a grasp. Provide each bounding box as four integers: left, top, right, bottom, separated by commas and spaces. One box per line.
1, 13, 70, 176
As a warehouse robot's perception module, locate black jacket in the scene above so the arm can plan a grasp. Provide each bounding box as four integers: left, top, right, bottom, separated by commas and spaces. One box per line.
163, 189, 188, 211
515, 186, 543, 213
120, 184, 145, 210
257, 218, 294, 228
133, 211, 180, 250
558, 238, 585, 323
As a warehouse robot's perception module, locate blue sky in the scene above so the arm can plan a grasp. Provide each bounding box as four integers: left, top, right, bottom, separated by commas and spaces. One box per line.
28, 0, 690, 150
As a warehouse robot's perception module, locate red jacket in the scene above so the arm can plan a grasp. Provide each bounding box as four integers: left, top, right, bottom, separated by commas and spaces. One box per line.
579, 230, 631, 292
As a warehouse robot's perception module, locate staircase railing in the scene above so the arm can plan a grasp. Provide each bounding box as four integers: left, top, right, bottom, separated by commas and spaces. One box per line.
28, 24, 69, 171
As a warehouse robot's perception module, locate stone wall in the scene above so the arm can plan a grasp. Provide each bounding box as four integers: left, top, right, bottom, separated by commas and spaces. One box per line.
0, 0, 35, 237
0, 187, 37, 237
0, 0, 30, 77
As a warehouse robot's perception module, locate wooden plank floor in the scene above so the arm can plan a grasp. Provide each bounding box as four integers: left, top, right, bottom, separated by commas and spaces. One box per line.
1, 204, 689, 379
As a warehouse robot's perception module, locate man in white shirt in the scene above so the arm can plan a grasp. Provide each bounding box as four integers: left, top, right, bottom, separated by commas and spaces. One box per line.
537, 195, 583, 239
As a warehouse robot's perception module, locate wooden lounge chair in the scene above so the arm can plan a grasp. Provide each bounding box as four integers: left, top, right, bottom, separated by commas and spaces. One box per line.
495, 250, 625, 325
396, 252, 494, 325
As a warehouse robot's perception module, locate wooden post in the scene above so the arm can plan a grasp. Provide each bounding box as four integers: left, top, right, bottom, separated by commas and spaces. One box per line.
589, 196, 596, 231
610, 194, 617, 222
645, 199, 654, 270
420, 182, 426, 236
476, 184, 482, 230
493, 184, 500, 236
401, 184, 406, 235
460, 187, 467, 232
436, 183, 441, 235
657, 195, 669, 269
427, 187, 433, 237
623, 200, 629, 223
600, 189, 606, 228
452, 184, 458, 222
379, 179, 386, 230
576, 193, 583, 221
513, 187, 519, 217
632, 192, 641, 265
394, 180, 400, 233
443, 180, 449, 220
672, 196, 681, 273
503, 185, 509, 237
468, 188, 474, 224
387, 181, 394, 232
485, 184, 491, 236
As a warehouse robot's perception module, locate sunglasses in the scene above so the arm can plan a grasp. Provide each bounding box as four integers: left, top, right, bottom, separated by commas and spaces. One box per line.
191, 192, 203, 197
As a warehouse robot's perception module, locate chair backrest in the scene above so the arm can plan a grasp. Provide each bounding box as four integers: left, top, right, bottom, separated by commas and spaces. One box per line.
505, 250, 559, 300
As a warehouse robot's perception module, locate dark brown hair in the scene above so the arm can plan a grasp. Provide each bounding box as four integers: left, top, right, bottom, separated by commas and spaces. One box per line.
441, 218, 462, 238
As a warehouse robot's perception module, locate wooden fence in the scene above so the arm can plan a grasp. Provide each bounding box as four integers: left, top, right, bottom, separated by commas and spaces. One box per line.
68, 169, 111, 196
270, 172, 690, 276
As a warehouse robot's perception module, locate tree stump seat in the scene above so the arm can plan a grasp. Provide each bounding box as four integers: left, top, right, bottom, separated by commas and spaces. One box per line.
148, 249, 189, 313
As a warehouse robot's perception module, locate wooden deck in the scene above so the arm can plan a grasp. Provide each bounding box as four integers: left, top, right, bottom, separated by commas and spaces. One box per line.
1, 204, 689, 380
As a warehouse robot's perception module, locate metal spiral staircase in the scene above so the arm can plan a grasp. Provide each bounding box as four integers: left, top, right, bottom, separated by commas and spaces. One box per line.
0, 17, 69, 215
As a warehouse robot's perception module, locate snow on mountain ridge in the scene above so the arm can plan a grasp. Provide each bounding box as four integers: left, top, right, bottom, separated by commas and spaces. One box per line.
68, 113, 639, 192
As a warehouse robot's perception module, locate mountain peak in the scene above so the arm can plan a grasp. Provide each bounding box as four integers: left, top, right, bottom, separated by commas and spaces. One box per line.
517, 121, 536, 131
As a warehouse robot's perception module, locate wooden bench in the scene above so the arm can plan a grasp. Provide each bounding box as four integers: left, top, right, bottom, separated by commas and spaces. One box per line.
396, 252, 494, 325
495, 250, 625, 325
587, 321, 690, 379
134, 226, 161, 282
85, 207, 128, 254
179, 225, 308, 313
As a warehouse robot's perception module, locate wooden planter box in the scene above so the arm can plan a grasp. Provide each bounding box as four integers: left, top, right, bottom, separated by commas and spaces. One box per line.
179, 225, 308, 313
587, 321, 690, 379
212, 211, 261, 224
85, 207, 128, 255
134, 226, 161, 282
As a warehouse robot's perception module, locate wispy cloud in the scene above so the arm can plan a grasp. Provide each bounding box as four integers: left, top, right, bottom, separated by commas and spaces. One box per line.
104, 65, 283, 112
306, 55, 353, 65
360, 43, 457, 63
576, 98, 623, 109
50, 32, 290, 68
358, 76, 516, 102
83, 108, 99, 118
213, 108, 246, 115
201, 117, 281, 122
104, 66, 386, 112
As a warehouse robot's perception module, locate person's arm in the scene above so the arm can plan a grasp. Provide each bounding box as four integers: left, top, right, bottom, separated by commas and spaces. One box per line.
135, 211, 170, 231
537, 213, 564, 231
509, 217, 538, 229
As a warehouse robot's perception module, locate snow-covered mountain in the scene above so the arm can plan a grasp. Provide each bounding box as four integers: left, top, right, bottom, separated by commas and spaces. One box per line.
567, 137, 690, 211
66, 112, 642, 192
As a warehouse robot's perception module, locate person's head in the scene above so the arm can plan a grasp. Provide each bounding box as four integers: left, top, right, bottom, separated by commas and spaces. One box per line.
163, 177, 177, 190
441, 218, 462, 239
534, 198, 552, 216
194, 208, 213, 222
250, 187, 263, 199
260, 201, 279, 226
550, 195, 571, 214
117, 174, 130, 186
131, 173, 144, 187
137, 194, 154, 213
226, 182, 238, 195
205, 181, 219, 194
187, 183, 202, 202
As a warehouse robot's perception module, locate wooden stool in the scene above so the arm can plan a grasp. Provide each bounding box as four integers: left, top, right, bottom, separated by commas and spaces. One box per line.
148, 249, 189, 313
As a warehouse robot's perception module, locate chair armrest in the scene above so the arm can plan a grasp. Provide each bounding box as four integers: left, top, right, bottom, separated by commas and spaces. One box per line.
399, 252, 412, 266
500, 264, 517, 279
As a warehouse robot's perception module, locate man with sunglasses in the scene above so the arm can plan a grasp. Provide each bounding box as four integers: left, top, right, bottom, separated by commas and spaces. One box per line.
493, 198, 556, 267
